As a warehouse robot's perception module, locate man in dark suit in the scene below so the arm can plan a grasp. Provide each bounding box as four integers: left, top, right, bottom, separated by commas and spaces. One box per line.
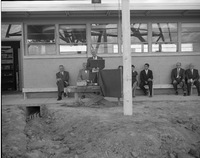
139, 63, 153, 97
171, 62, 187, 96
86, 48, 103, 83
185, 63, 200, 96
56, 65, 69, 101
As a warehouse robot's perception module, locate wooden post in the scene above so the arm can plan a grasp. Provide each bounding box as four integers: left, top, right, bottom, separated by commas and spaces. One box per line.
122, 0, 133, 115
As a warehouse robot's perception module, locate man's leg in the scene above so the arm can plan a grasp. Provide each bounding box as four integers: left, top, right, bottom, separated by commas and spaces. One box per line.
57, 80, 64, 100
148, 81, 153, 97
194, 81, 200, 96
179, 81, 187, 96
139, 82, 147, 95
187, 82, 192, 95
172, 81, 178, 95
132, 81, 137, 97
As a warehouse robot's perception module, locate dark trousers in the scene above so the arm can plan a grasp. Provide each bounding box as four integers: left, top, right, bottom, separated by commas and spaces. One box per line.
139, 81, 153, 96
172, 79, 186, 93
89, 72, 98, 83
57, 80, 68, 98
187, 80, 200, 95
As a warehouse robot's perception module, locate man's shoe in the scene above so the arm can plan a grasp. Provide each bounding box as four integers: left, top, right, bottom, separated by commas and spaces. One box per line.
64, 93, 67, 97
175, 91, 178, 95
149, 95, 152, 97
198, 93, 200, 96
57, 97, 62, 101
183, 93, 187, 96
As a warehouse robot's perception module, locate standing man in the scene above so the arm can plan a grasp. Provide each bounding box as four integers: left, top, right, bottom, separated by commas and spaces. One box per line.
56, 65, 69, 101
171, 62, 187, 96
185, 63, 200, 96
139, 63, 153, 97
86, 48, 103, 83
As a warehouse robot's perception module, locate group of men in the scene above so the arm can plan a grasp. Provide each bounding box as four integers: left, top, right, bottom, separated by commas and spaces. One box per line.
56, 48, 102, 100
132, 62, 200, 98
56, 50, 200, 100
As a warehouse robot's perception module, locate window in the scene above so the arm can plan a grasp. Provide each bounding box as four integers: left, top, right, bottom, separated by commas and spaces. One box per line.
1, 24, 22, 39
130, 23, 148, 53
152, 23, 178, 52
59, 25, 87, 55
181, 23, 200, 52
91, 24, 118, 54
27, 25, 56, 55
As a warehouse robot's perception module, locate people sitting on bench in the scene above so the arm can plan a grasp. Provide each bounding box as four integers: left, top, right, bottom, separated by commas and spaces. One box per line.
139, 63, 153, 97
185, 63, 200, 96
56, 65, 69, 101
171, 62, 187, 96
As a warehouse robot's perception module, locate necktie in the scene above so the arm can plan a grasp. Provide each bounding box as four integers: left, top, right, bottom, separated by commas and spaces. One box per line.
177, 69, 180, 78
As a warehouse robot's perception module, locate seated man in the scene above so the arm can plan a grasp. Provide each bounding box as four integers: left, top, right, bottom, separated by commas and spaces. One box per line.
56, 65, 69, 101
171, 62, 187, 96
86, 48, 103, 83
185, 63, 200, 96
77, 62, 89, 82
139, 63, 153, 97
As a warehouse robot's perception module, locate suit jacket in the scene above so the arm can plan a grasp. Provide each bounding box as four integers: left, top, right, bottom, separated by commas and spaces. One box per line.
140, 69, 153, 82
171, 68, 185, 82
56, 71, 69, 84
86, 56, 104, 71
185, 69, 199, 81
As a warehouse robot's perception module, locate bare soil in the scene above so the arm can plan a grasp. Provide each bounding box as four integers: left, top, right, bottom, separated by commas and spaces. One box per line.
2, 100, 200, 158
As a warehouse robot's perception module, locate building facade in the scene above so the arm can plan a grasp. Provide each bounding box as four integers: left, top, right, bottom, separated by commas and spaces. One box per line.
1, 1, 200, 95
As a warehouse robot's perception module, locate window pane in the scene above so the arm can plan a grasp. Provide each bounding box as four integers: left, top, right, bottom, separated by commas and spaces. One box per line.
59, 25, 86, 44
152, 23, 177, 42
181, 23, 200, 52
92, 44, 118, 54
131, 23, 148, 43
28, 44, 56, 55
60, 45, 87, 55
1, 24, 22, 39
27, 25, 55, 43
131, 44, 148, 53
152, 43, 177, 52
91, 24, 118, 43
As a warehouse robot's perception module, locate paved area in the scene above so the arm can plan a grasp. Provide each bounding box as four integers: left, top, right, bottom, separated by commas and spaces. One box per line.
1, 93, 200, 106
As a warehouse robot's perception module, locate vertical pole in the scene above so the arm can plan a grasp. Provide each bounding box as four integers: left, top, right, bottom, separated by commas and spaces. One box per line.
122, 0, 132, 115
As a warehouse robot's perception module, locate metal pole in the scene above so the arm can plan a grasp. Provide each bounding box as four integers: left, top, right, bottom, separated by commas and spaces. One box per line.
122, 0, 133, 115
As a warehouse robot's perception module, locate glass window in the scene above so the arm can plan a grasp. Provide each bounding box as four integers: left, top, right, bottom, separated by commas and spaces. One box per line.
59, 25, 86, 55
181, 23, 200, 52
27, 25, 56, 55
152, 23, 178, 52
1, 24, 22, 39
130, 23, 148, 53
91, 24, 118, 54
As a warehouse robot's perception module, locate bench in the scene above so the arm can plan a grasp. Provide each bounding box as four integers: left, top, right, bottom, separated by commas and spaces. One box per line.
65, 86, 101, 102
22, 84, 196, 100
22, 86, 101, 100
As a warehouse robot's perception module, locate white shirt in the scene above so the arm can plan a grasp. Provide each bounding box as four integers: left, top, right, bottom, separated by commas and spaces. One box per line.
93, 56, 97, 60
145, 70, 148, 75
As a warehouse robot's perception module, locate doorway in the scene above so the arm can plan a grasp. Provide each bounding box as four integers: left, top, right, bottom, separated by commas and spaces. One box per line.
1, 41, 21, 93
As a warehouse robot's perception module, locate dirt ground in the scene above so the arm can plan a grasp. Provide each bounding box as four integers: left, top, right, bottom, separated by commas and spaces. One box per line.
2, 99, 200, 158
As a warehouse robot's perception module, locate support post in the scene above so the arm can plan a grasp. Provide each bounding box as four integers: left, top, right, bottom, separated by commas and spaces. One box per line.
122, 0, 133, 115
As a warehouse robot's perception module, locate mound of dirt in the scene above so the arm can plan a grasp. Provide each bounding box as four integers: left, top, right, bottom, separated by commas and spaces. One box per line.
2, 100, 200, 158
